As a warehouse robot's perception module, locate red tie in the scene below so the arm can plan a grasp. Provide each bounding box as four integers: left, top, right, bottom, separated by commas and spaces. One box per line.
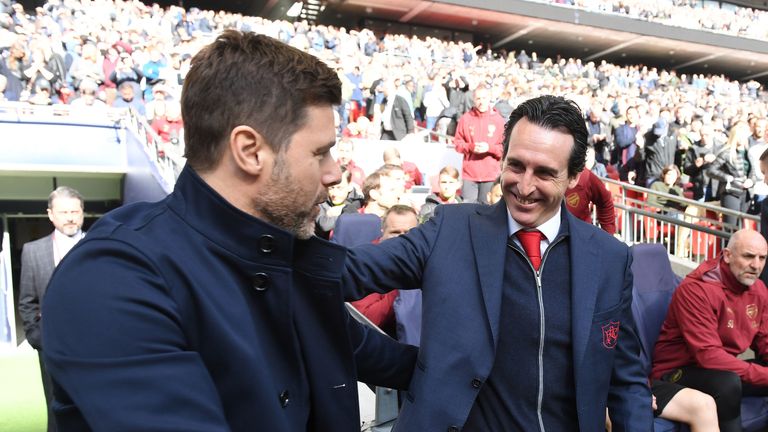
517, 230, 544, 271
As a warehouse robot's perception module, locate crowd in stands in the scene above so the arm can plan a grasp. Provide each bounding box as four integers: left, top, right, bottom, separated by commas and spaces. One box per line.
3, 0, 768, 220
550, 0, 768, 40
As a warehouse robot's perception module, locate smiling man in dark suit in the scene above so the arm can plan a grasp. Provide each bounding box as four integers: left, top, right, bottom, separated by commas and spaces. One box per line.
345, 95, 652, 431
19, 186, 85, 432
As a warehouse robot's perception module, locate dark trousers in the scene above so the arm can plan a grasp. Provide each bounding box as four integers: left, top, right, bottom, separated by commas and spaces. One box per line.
461, 180, 493, 205
670, 366, 768, 432
38, 350, 57, 431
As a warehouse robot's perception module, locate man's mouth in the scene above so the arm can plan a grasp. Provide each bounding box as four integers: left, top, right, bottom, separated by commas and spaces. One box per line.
515, 194, 537, 205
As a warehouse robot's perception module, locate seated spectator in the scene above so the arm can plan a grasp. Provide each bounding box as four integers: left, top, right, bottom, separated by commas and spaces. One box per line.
112, 81, 146, 116
69, 78, 105, 108
647, 164, 686, 214
315, 166, 364, 239
652, 229, 768, 432
419, 165, 462, 222
382, 146, 422, 190
350, 204, 419, 337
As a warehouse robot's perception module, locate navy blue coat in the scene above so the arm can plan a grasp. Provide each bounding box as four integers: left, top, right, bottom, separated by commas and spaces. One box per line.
345, 201, 653, 431
42, 166, 416, 432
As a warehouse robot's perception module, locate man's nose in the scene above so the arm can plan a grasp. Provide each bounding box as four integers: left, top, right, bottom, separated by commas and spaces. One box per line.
517, 171, 536, 196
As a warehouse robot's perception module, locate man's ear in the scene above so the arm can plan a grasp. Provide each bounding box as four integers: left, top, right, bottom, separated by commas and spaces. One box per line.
229, 125, 273, 176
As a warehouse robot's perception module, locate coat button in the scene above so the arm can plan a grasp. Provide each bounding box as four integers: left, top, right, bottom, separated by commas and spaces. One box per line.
279, 390, 290, 407
447, 426, 459, 432
252, 273, 270, 291
471, 378, 482, 389
259, 235, 275, 253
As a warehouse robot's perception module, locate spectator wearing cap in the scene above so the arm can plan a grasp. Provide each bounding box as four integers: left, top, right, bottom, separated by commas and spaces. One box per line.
69, 78, 105, 108
145, 83, 173, 121
112, 81, 145, 116
639, 117, 679, 187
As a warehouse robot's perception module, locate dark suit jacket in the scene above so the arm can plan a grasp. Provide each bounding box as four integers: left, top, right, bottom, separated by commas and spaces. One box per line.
18, 234, 55, 350
386, 95, 415, 140
345, 201, 652, 431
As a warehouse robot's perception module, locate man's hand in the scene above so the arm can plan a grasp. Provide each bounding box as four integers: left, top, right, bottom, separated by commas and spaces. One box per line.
695, 157, 704, 167
473, 142, 489, 153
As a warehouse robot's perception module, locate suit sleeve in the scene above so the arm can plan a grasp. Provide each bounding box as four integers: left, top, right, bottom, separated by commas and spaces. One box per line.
42, 239, 232, 431
671, 280, 768, 386
343, 206, 441, 301
607, 249, 654, 431
18, 244, 42, 350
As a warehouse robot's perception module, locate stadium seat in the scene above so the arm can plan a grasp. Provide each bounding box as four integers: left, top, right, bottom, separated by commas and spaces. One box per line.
630, 243, 768, 431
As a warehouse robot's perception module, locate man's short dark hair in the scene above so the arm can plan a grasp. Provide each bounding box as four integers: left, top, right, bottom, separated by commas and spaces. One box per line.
362, 172, 381, 204
181, 30, 342, 171
760, 147, 768, 162
502, 95, 588, 178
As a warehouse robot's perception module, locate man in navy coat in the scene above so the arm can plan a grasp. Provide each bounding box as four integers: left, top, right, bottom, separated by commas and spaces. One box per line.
42, 30, 416, 431
345, 95, 653, 431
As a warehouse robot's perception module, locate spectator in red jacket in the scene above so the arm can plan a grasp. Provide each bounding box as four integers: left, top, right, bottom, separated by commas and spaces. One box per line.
349, 205, 419, 336
453, 86, 505, 204
564, 167, 616, 234
652, 229, 768, 432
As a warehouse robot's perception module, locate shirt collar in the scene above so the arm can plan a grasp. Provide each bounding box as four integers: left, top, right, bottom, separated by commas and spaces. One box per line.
506, 206, 561, 244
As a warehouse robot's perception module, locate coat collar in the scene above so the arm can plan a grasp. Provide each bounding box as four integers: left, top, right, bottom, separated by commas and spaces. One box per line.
166, 165, 346, 279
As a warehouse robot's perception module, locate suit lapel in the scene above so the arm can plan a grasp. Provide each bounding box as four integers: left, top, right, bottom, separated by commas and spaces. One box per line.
38, 234, 56, 297
568, 215, 598, 373
469, 202, 509, 348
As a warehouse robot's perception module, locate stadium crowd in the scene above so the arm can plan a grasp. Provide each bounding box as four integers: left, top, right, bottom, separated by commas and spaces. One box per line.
552, 0, 768, 40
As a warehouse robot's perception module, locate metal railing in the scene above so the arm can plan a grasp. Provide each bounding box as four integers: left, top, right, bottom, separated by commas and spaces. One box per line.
603, 178, 760, 264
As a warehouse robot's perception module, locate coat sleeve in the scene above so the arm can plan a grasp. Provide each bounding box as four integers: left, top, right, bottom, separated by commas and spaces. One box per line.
18, 244, 42, 350
42, 239, 232, 432
347, 310, 417, 390
671, 280, 768, 386
607, 249, 654, 431
452, 114, 474, 155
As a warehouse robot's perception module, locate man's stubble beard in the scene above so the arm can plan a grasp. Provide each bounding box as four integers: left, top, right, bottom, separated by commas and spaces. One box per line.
253, 156, 319, 240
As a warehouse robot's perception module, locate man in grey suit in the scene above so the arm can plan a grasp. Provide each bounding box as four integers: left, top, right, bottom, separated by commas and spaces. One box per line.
19, 186, 85, 432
